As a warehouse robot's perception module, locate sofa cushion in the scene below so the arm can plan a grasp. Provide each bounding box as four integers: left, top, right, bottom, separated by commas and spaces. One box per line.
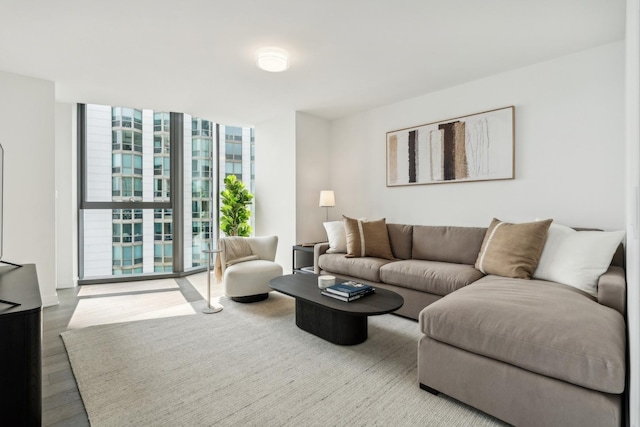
317, 253, 394, 283
419, 275, 626, 394
475, 218, 552, 279
323, 221, 347, 253
343, 216, 395, 260
412, 226, 487, 265
387, 223, 413, 259
380, 260, 485, 296
532, 222, 625, 297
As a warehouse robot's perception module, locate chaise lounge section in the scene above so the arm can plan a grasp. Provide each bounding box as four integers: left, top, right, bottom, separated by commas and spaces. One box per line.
419, 274, 626, 427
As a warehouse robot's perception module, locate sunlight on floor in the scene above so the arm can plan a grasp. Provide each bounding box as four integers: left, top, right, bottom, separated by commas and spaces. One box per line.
67, 291, 195, 329
77, 278, 179, 296
186, 270, 225, 301
66, 272, 230, 330
68, 278, 194, 330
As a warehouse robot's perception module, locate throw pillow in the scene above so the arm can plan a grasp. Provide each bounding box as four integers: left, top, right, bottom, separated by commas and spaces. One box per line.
343, 215, 395, 260
475, 218, 552, 279
323, 221, 347, 253
532, 222, 625, 297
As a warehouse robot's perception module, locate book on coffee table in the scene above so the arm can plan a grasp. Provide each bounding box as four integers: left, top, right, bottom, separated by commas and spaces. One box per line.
325, 281, 374, 298
321, 288, 374, 302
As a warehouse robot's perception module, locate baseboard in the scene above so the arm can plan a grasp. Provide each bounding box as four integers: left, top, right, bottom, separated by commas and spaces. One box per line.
41, 294, 60, 307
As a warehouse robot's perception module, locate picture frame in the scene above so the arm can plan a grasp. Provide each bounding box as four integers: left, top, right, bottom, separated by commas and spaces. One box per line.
386, 106, 515, 187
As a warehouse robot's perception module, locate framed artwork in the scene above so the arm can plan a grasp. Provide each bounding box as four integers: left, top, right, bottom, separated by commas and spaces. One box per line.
386, 106, 515, 187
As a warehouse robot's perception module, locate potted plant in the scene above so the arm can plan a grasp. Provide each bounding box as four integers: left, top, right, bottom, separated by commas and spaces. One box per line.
220, 175, 253, 236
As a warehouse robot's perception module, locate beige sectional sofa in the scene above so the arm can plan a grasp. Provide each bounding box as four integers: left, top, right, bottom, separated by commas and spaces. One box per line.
314, 222, 626, 427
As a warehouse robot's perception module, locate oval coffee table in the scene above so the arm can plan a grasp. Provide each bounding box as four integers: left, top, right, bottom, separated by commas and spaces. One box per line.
269, 274, 404, 345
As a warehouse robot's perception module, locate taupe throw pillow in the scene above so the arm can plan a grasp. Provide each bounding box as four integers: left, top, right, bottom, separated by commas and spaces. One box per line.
475, 218, 552, 279
343, 215, 395, 260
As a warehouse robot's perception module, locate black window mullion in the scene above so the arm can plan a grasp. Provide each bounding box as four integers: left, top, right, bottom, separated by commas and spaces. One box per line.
77, 103, 87, 279
170, 112, 184, 273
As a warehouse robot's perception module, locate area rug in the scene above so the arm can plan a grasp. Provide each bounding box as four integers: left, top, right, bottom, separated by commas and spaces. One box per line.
61, 293, 506, 426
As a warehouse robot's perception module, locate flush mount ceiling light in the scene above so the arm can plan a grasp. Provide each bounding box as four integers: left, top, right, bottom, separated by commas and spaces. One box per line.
256, 47, 289, 72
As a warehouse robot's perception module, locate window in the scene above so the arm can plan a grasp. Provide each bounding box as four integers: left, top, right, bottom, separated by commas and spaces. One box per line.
192, 118, 211, 137
225, 126, 242, 141
154, 112, 170, 132
154, 134, 170, 154
225, 142, 242, 160
80, 105, 254, 280
225, 161, 242, 177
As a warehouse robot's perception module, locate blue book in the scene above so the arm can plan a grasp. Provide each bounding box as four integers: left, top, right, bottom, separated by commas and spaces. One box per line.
325, 281, 374, 297
322, 288, 374, 302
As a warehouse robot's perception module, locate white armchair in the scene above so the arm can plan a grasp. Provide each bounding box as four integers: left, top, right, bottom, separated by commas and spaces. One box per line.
218, 235, 283, 303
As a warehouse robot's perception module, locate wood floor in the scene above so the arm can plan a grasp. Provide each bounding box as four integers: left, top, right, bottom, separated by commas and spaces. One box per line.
41, 272, 218, 426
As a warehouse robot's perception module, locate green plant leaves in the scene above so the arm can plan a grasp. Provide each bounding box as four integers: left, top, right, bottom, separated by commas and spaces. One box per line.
220, 174, 253, 237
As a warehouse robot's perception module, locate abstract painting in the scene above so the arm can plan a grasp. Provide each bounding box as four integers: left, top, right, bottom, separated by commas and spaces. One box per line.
386, 106, 514, 186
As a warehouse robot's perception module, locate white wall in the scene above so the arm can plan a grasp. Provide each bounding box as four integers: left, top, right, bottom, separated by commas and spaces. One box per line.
626, 1, 640, 425
329, 42, 625, 231
0, 70, 57, 306
255, 111, 297, 271
55, 102, 77, 288
295, 112, 332, 244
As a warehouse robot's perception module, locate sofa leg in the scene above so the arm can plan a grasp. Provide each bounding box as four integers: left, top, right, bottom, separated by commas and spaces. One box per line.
231, 293, 269, 303
420, 383, 440, 395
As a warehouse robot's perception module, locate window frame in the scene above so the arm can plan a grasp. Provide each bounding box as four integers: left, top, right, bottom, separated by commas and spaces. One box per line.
78, 105, 190, 283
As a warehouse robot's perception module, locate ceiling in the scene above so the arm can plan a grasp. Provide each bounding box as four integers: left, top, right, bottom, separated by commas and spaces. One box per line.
0, 0, 625, 126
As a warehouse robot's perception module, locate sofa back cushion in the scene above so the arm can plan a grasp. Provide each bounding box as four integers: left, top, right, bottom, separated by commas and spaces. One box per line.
412, 225, 487, 265
387, 223, 413, 259
575, 227, 625, 269
343, 216, 395, 259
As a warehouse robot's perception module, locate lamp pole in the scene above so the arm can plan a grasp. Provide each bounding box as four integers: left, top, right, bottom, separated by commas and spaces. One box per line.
202, 125, 223, 314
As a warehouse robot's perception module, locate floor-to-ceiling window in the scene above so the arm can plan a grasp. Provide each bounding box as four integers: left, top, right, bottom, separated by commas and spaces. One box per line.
220, 124, 256, 233
78, 104, 254, 282
189, 116, 215, 268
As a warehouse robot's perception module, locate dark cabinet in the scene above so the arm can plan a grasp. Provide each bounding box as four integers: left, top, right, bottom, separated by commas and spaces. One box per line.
0, 264, 42, 426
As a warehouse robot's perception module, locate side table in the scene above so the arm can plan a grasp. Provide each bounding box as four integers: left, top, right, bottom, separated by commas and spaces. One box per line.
203, 249, 222, 314
292, 244, 315, 274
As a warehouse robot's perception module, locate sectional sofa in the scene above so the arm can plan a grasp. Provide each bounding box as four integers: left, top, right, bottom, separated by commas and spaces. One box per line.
313, 220, 626, 427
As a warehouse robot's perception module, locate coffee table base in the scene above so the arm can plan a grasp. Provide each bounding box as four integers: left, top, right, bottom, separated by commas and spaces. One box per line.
295, 299, 367, 345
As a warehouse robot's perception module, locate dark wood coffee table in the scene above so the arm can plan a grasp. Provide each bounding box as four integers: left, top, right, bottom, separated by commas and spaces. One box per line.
269, 274, 404, 345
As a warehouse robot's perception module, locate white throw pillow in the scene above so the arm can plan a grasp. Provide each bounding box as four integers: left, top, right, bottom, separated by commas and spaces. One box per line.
323, 221, 347, 253
532, 222, 625, 297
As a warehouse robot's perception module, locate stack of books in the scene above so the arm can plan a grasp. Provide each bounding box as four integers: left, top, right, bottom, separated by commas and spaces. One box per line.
321, 281, 375, 302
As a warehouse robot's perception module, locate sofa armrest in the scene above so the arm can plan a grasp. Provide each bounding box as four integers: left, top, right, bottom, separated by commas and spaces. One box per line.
314, 242, 330, 274
597, 265, 626, 315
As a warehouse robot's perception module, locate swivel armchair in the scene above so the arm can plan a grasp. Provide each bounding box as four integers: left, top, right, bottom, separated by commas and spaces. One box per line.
218, 235, 283, 302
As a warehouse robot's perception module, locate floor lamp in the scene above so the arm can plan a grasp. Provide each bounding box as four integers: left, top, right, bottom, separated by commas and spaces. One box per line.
319, 190, 335, 222
203, 130, 223, 314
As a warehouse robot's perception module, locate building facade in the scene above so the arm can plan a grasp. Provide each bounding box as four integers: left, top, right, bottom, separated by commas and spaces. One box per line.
82, 104, 254, 279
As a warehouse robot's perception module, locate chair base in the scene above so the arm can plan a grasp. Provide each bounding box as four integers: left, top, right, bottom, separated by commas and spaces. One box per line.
231, 293, 269, 303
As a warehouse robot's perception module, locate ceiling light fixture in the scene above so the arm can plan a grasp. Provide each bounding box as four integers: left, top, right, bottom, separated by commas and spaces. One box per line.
256, 47, 289, 72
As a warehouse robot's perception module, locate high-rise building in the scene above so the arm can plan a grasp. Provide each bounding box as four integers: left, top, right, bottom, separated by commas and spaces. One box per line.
81, 104, 254, 279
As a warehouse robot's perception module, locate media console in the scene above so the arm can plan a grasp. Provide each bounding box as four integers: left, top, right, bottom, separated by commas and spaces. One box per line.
0, 264, 41, 426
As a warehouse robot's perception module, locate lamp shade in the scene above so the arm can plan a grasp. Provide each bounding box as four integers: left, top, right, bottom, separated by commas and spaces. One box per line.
319, 190, 335, 207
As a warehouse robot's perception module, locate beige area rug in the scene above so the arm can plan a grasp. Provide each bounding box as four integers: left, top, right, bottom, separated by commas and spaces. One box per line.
61, 292, 507, 426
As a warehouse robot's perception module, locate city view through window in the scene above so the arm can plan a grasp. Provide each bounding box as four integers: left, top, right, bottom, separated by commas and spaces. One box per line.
80, 104, 255, 280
